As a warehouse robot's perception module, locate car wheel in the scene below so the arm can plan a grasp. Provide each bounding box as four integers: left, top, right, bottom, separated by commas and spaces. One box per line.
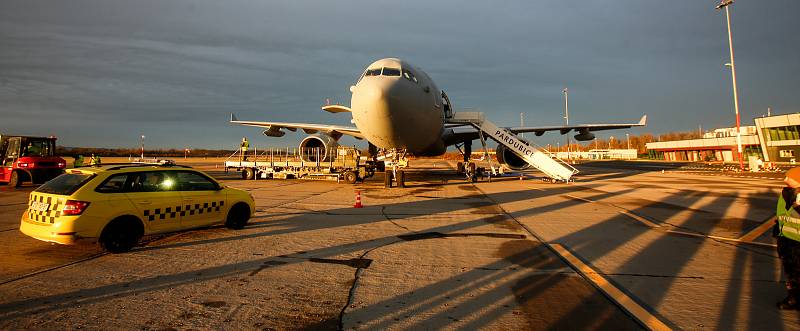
225, 203, 250, 230
99, 218, 143, 253
8, 171, 21, 187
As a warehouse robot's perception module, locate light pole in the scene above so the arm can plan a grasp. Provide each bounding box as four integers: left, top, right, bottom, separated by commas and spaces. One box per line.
626, 133, 631, 150
716, 0, 744, 171
610, 136, 614, 149
140, 135, 145, 159
520, 112, 524, 139
563, 88, 569, 158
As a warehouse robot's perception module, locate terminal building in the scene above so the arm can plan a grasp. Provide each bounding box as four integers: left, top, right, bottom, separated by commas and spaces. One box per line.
647, 113, 800, 163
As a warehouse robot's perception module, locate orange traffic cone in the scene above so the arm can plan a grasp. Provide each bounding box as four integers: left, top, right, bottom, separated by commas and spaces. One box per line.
353, 190, 363, 208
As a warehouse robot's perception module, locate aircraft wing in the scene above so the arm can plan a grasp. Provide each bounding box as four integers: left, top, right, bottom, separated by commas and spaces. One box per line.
442, 115, 646, 145
229, 113, 364, 140
508, 115, 647, 136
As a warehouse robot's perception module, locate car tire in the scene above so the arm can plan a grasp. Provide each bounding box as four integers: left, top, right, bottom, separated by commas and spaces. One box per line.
99, 218, 143, 253
225, 203, 250, 230
8, 171, 21, 187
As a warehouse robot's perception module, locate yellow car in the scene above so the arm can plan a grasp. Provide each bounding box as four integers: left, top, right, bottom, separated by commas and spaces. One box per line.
19, 164, 255, 253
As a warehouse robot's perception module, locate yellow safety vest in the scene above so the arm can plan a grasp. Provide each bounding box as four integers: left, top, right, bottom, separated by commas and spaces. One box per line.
777, 188, 800, 242
241, 140, 249, 152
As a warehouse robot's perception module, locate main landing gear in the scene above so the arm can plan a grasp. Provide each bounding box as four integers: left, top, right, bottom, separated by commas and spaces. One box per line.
455, 140, 480, 182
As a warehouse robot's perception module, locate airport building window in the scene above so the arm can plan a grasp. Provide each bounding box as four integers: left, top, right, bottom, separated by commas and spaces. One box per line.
766, 125, 800, 142
780, 150, 795, 158
382, 67, 401, 76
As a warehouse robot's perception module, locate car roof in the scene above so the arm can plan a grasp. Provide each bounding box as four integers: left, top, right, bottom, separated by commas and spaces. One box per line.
67, 163, 195, 175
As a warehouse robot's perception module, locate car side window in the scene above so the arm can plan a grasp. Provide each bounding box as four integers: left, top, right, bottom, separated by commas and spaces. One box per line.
176, 171, 218, 191
129, 171, 176, 192
95, 174, 130, 193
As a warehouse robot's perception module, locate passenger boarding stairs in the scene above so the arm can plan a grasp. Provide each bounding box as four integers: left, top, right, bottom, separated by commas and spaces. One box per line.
450, 112, 578, 182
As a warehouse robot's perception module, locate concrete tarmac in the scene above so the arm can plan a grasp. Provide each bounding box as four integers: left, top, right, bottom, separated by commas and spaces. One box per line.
0, 159, 793, 330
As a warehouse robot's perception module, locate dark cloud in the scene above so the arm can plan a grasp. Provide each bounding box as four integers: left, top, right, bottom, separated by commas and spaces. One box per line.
0, 0, 797, 149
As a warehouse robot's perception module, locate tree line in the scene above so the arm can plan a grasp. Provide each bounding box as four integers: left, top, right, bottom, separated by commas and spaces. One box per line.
56, 147, 236, 158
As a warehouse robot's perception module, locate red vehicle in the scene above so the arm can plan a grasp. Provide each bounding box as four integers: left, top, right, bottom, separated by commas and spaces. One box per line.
0, 134, 66, 187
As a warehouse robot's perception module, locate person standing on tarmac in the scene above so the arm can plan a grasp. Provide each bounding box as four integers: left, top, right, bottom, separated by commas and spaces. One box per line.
776, 167, 800, 310
89, 153, 102, 166
240, 137, 249, 161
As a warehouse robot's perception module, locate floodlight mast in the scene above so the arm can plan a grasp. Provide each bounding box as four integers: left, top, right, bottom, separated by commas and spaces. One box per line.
717, 0, 744, 171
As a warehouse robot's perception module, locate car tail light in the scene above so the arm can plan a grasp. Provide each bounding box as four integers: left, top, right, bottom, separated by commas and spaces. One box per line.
57, 162, 66, 168
18, 162, 32, 168
62, 200, 90, 216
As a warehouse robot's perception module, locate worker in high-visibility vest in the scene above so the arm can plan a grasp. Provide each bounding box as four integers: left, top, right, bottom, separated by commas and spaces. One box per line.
89, 154, 102, 166
776, 167, 800, 310
240, 137, 250, 161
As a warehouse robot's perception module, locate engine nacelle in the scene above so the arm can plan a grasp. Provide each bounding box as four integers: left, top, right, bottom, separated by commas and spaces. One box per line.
299, 134, 339, 162
574, 130, 595, 141
495, 145, 531, 171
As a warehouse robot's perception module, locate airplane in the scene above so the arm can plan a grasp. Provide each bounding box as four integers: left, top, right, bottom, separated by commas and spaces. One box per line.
231, 58, 646, 186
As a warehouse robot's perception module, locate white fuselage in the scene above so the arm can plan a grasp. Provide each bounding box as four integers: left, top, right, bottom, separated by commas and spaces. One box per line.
350, 58, 447, 156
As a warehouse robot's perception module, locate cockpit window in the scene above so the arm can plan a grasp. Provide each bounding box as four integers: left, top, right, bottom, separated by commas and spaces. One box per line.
382, 67, 401, 77
402, 69, 418, 83
365, 68, 382, 77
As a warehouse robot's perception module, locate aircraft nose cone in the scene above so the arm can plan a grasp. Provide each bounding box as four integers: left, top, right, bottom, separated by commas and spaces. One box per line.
352, 82, 393, 119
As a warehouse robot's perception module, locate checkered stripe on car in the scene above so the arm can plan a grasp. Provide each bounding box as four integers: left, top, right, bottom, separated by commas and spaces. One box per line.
28, 194, 65, 224
143, 200, 225, 221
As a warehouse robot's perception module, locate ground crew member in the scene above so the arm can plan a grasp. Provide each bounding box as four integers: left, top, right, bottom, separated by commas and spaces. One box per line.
73, 154, 84, 167
240, 137, 249, 161
776, 167, 800, 310
89, 154, 101, 166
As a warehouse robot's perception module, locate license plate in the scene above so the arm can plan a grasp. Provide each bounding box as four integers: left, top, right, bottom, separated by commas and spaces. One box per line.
30, 201, 49, 212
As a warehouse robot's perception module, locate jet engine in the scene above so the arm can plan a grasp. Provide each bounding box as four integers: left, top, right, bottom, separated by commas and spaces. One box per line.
574, 130, 595, 141
495, 145, 531, 171
299, 134, 339, 162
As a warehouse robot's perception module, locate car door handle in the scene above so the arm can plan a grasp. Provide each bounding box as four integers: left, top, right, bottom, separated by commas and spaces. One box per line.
138, 200, 152, 205
183, 198, 194, 202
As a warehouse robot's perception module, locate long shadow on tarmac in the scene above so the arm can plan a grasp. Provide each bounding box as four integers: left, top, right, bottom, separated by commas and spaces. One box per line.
0, 165, 789, 329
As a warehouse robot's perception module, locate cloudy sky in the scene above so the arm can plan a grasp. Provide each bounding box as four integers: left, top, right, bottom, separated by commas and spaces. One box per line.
1, 0, 798, 149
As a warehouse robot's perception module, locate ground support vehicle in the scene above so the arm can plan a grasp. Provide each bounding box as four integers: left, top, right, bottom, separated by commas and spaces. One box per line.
224, 147, 376, 184
0, 134, 66, 187
19, 163, 255, 253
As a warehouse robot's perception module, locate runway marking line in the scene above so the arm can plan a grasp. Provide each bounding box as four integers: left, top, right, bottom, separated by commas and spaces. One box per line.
550, 243, 673, 331
739, 216, 777, 242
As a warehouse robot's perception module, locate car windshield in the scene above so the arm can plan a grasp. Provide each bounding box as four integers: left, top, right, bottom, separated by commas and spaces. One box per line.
35, 173, 94, 195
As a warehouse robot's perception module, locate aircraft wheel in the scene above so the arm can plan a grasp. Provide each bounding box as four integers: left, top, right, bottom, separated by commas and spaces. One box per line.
397, 170, 405, 188
242, 168, 255, 180
384, 171, 393, 188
